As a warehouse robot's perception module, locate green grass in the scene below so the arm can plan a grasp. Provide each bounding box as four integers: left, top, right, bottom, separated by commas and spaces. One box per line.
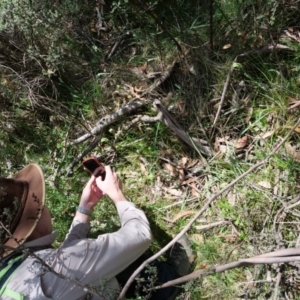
2, 0, 300, 299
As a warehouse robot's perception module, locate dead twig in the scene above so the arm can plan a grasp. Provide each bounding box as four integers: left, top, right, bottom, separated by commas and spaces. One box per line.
273, 268, 282, 300
210, 43, 292, 135
106, 31, 132, 61
129, 0, 183, 53
118, 117, 300, 299
193, 220, 231, 231
159, 197, 198, 210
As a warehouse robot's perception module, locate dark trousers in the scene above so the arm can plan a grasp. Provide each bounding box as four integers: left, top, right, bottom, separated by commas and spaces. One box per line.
116, 256, 177, 300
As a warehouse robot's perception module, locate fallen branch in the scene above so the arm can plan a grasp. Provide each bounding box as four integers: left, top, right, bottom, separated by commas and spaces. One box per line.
118, 117, 300, 299
154, 254, 300, 290
193, 220, 231, 231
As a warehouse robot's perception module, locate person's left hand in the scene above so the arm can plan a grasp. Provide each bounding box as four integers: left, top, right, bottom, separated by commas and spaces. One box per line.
79, 175, 104, 211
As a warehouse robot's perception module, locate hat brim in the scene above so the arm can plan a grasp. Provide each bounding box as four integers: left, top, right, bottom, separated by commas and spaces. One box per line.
4, 163, 45, 251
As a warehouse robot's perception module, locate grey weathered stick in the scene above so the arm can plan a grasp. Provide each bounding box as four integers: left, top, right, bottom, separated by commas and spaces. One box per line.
157, 241, 300, 288
273, 271, 282, 300
154, 256, 300, 289
194, 220, 231, 230
118, 117, 300, 299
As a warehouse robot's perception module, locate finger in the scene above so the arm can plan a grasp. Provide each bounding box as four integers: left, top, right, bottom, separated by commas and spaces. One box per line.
93, 184, 103, 195
95, 176, 105, 189
104, 165, 112, 177
93, 166, 106, 179
91, 177, 103, 191
85, 175, 96, 188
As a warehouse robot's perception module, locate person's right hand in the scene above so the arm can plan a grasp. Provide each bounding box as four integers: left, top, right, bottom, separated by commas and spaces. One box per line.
95, 166, 127, 204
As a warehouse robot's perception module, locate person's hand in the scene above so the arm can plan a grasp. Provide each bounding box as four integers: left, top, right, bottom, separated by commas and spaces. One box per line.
95, 166, 127, 204
79, 175, 104, 211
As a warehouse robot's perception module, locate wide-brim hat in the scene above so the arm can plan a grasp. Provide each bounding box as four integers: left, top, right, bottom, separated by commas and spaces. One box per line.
0, 163, 45, 258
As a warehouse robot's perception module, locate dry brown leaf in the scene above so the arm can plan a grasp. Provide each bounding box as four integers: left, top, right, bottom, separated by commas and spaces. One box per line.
236, 136, 248, 149
186, 159, 201, 169
191, 234, 204, 244
195, 262, 209, 269
245, 105, 253, 123
163, 187, 183, 197
285, 142, 300, 162
190, 182, 200, 196
288, 97, 300, 110
178, 168, 185, 183
227, 190, 236, 206
213, 101, 221, 113
214, 139, 220, 152
282, 126, 300, 134
163, 163, 177, 176
137, 64, 147, 73
215, 136, 231, 153
182, 177, 196, 185
139, 163, 148, 175
160, 149, 175, 157
257, 126, 300, 141
181, 157, 189, 167
258, 131, 276, 139
172, 210, 195, 223
218, 233, 238, 243
257, 181, 272, 189
223, 234, 238, 243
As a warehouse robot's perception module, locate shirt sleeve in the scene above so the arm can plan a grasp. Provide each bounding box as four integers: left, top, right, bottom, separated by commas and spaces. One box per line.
61, 200, 152, 275
63, 200, 151, 245
89, 200, 152, 278
62, 218, 91, 246
39, 201, 152, 299
6, 201, 152, 300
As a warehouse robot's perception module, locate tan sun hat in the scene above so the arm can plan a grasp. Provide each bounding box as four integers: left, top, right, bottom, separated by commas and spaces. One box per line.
0, 163, 45, 258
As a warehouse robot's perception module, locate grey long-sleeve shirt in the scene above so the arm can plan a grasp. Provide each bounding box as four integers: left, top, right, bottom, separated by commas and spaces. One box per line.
5, 201, 152, 299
